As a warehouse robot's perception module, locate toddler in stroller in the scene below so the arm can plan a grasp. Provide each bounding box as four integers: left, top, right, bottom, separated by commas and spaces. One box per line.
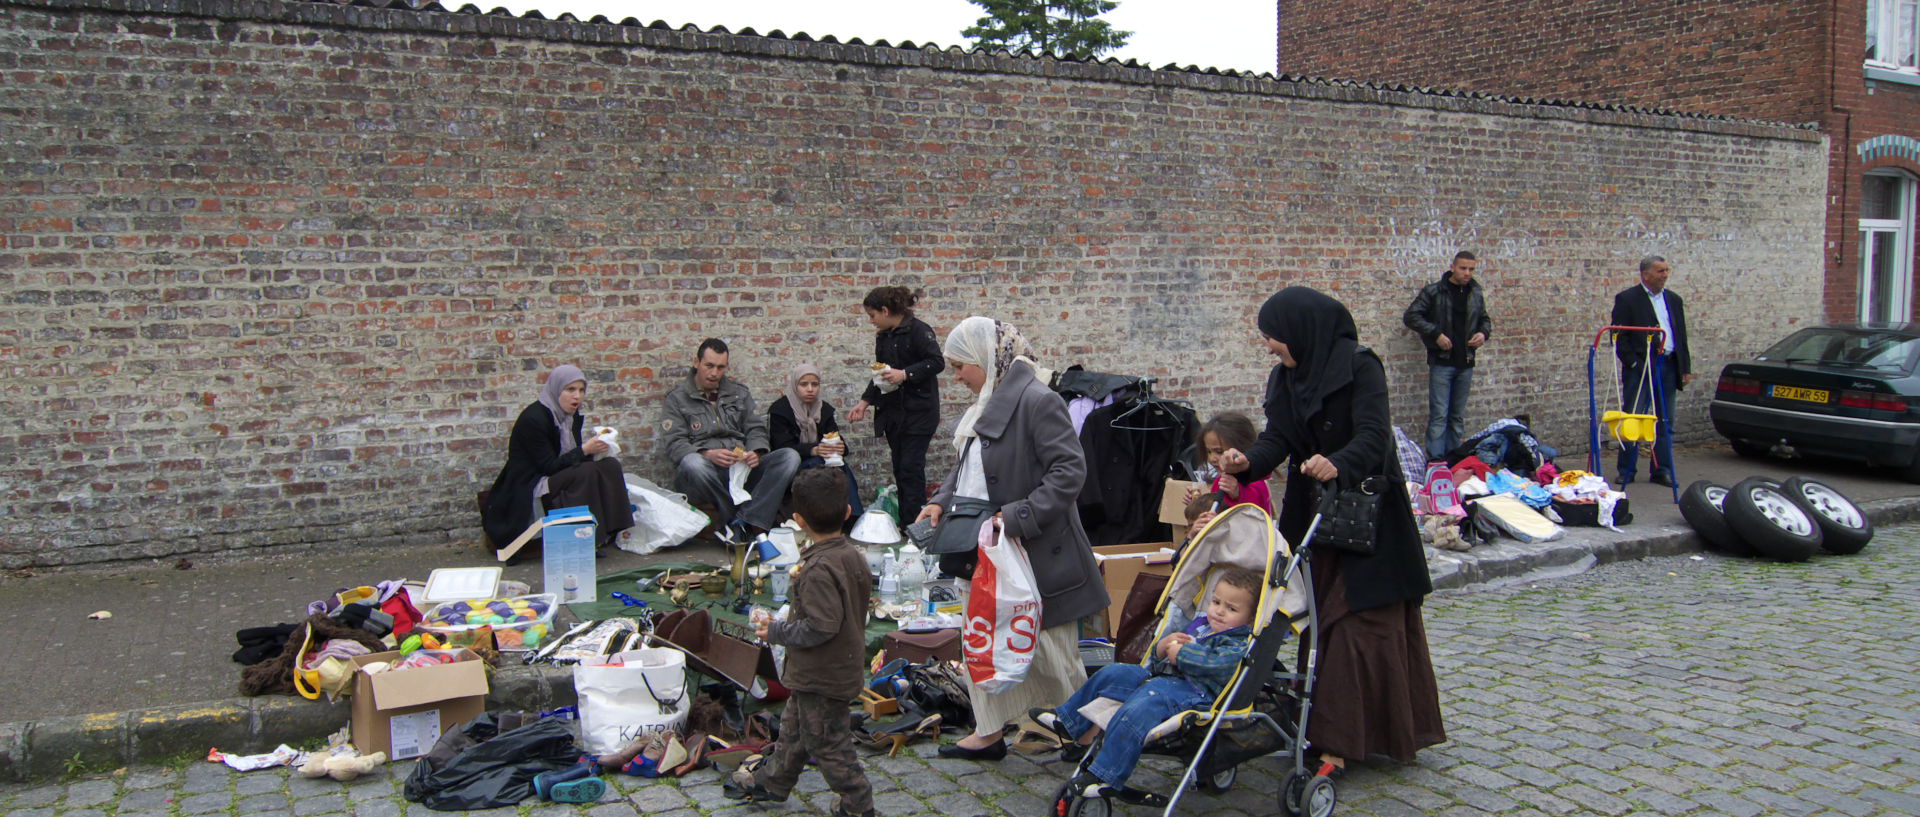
1031, 566, 1261, 800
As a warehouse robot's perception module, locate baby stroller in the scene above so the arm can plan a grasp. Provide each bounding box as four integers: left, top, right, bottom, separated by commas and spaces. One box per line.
1050, 503, 1334, 817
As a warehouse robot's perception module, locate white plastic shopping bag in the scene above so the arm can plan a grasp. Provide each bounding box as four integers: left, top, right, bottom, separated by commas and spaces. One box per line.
962, 520, 1042, 693
617, 477, 709, 555
727, 461, 753, 504
574, 647, 689, 755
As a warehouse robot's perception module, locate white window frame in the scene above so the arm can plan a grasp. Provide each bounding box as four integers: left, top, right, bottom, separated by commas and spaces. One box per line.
1866, 0, 1920, 78
1859, 170, 1917, 324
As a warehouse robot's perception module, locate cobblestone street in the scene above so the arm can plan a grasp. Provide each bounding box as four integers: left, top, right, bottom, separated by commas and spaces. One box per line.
5, 526, 1917, 817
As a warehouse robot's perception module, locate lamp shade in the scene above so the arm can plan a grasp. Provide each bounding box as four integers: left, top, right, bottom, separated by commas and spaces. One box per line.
848, 509, 903, 546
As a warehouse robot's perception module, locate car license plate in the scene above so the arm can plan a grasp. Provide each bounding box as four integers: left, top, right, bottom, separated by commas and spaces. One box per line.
1771, 385, 1829, 403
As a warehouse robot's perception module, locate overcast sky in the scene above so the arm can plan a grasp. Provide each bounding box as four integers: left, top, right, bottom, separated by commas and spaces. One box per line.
490, 0, 1279, 75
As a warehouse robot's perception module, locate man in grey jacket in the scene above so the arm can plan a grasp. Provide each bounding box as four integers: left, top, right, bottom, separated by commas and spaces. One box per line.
1403, 251, 1493, 460
658, 338, 800, 538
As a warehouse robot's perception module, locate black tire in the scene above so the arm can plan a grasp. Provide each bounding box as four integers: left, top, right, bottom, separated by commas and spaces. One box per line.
1302, 775, 1338, 817
1198, 765, 1237, 792
1278, 769, 1305, 817
1067, 793, 1109, 817
1678, 480, 1754, 556
1780, 477, 1873, 555
1722, 477, 1822, 561
1729, 438, 1768, 459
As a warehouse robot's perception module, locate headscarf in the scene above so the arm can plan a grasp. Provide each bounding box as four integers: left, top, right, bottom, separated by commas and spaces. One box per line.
1257, 287, 1359, 424
537, 364, 586, 452
782, 362, 824, 444
943, 316, 1035, 450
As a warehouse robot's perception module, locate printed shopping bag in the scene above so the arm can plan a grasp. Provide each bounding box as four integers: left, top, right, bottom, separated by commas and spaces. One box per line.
574, 648, 690, 755
962, 520, 1042, 693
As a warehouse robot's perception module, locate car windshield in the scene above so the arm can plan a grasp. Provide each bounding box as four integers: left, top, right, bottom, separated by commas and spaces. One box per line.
1759, 328, 1920, 372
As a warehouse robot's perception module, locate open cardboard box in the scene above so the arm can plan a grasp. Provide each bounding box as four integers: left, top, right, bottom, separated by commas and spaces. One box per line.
1091, 542, 1177, 639
349, 648, 489, 760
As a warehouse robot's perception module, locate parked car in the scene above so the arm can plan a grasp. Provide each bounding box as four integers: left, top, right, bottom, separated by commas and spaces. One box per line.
1709, 323, 1920, 481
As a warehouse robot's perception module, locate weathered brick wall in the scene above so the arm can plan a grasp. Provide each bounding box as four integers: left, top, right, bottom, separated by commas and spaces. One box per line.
0, 0, 1824, 567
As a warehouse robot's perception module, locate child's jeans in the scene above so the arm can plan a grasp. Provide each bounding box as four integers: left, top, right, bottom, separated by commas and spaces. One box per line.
1054, 663, 1211, 788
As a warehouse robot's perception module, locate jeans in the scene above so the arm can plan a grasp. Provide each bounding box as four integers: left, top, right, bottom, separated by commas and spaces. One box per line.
1617, 359, 1678, 481
1054, 664, 1210, 788
1425, 365, 1474, 458
671, 448, 801, 530
799, 456, 865, 522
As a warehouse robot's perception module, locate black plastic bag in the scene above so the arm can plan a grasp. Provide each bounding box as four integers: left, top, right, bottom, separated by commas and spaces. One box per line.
403, 713, 580, 811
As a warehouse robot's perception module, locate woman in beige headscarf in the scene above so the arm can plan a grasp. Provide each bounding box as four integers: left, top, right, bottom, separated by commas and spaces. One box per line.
767, 362, 864, 517
919, 317, 1108, 760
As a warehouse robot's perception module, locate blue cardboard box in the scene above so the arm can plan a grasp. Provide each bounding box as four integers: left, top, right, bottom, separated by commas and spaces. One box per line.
541, 505, 597, 603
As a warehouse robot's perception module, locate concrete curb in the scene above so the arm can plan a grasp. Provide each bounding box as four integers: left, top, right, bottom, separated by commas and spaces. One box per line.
7, 494, 1919, 782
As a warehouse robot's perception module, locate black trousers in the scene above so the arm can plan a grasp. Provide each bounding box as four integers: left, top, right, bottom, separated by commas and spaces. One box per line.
544, 457, 634, 546
887, 432, 933, 524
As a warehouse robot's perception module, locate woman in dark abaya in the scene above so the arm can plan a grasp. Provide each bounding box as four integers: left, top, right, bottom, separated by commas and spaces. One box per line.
1219, 287, 1445, 776
482, 365, 635, 556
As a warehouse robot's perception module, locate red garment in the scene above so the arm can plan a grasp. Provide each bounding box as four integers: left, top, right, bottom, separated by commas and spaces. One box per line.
1534, 462, 1560, 485
1452, 455, 1494, 480
1212, 475, 1275, 514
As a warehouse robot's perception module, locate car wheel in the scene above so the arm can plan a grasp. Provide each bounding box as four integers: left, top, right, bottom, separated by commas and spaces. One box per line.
1721, 477, 1822, 561
1780, 477, 1872, 554
1728, 438, 1768, 459
1678, 480, 1755, 556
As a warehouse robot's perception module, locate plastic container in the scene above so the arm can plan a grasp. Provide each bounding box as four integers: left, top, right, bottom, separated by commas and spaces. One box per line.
421, 593, 557, 652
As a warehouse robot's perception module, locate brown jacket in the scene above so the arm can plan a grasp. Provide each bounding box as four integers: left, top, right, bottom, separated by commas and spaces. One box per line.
764, 535, 871, 701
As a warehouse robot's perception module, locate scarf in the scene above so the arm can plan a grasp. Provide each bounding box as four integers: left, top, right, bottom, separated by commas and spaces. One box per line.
783, 362, 823, 444
1256, 287, 1359, 425
943, 316, 1035, 450
537, 364, 585, 453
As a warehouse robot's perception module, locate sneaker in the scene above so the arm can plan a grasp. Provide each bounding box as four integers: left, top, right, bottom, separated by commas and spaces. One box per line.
720, 779, 788, 804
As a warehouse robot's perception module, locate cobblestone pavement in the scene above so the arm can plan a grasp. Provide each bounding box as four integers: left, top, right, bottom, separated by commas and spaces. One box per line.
6, 526, 1918, 816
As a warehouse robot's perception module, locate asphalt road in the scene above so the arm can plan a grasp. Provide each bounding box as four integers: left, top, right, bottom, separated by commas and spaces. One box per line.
5, 514, 1917, 816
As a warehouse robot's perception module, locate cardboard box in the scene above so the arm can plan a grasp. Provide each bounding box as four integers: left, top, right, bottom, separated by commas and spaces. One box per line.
349, 649, 489, 760
541, 505, 597, 603
1159, 478, 1201, 525
1091, 542, 1178, 639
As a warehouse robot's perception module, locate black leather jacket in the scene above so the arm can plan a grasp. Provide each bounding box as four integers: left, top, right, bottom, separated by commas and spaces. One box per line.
1402, 276, 1492, 367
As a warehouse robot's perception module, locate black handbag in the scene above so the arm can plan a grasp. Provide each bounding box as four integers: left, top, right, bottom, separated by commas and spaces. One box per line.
1312, 475, 1388, 556
928, 496, 996, 555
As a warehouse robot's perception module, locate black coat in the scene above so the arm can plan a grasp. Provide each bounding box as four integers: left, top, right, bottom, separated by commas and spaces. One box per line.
1402, 276, 1493, 367
1238, 351, 1432, 612
859, 316, 944, 437
482, 402, 587, 547
1610, 285, 1691, 378
767, 396, 842, 461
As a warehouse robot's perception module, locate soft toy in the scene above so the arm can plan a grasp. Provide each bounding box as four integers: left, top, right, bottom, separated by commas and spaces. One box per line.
297, 749, 388, 781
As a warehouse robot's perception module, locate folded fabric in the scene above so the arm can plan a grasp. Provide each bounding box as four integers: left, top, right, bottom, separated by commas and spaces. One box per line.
1471, 494, 1564, 543
1486, 470, 1532, 495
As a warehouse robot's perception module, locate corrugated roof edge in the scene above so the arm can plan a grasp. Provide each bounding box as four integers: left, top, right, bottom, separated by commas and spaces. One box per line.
17, 0, 1821, 139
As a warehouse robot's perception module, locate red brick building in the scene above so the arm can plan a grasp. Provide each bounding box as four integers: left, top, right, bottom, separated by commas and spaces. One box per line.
1279, 0, 1920, 323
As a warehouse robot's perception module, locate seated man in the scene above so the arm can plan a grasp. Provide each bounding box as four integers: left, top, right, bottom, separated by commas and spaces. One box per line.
1030, 567, 1261, 800
659, 338, 801, 539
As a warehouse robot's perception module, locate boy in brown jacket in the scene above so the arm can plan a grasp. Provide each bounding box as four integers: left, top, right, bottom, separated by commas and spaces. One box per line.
728, 468, 876, 817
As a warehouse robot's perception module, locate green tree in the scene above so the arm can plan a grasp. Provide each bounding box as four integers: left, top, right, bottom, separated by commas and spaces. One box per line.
962, 0, 1132, 60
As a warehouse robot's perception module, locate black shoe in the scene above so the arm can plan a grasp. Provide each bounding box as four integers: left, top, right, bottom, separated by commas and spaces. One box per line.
1026, 707, 1076, 744
1060, 742, 1089, 763
831, 807, 878, 817
1649, 470, 1675, 487
936, 739, 1007, 761
721, 781, 788, 804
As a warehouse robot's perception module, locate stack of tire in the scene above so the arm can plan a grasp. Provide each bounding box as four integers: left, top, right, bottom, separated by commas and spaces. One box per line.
1678, 477, 1872, 560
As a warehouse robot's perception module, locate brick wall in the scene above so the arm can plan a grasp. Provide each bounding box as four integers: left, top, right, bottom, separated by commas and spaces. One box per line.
0, 0, 1824, 567
1280, 0, 1920, 324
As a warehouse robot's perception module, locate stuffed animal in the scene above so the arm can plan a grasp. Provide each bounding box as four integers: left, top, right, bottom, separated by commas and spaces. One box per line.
297, 749, 388, 781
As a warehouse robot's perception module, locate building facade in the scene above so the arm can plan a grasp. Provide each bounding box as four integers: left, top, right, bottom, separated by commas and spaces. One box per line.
1280, 0, 1920, 324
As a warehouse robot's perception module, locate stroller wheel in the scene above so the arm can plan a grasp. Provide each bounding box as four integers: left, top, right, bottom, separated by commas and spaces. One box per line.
1278, 768, 1305, 817
1066, 792, 1109, 817
1302, 774, 1337, 817
1198, 765, 1237, 792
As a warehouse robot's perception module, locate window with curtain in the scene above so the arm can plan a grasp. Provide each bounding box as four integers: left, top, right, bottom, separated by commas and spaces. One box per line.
1867, 0, 1920, 70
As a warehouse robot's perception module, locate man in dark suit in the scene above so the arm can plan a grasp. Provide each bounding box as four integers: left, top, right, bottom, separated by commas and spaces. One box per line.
1610, 256, 1693, 487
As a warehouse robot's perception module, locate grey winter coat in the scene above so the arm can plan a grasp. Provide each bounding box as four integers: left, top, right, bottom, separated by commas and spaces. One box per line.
656, 373, 770, 464
930, 361, 1109, 628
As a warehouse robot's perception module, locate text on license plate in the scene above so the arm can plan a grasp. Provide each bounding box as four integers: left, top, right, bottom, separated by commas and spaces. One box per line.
1771, 386, 1829, 403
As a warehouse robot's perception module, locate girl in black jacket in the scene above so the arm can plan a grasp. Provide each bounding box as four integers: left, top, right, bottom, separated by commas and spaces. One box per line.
846, 286, 943, 523
481, 365, 633, 556
768, 363, 864, 517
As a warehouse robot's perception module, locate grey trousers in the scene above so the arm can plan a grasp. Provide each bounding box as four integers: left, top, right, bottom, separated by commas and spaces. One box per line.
671, 448, 801, 531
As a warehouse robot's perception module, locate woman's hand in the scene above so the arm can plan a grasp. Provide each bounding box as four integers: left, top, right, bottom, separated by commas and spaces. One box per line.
1301, 454, 1339, 482
879, 367, 907, 385
1219, 448, 1249, 474
847, 401, 870, 422
915, 504, 944, 526
582, 438, 609, 456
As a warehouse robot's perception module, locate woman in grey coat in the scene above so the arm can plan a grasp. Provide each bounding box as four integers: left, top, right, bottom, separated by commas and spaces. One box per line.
918, 316, 1108, 760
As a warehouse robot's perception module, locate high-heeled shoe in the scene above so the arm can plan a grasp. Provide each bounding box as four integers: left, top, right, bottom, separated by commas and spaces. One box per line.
858, 713, 942, 758
935, 737, 1008, 761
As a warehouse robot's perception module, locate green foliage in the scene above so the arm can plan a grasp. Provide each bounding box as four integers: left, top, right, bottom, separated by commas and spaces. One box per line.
962, 0, 1132, 60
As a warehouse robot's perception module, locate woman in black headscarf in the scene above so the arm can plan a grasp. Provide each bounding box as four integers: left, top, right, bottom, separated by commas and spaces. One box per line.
1219, 287, 1444, 775
482, 365, 635, 557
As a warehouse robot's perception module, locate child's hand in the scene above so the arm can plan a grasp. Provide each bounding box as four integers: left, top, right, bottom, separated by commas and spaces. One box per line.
1217, 474, 1240, 497
753, 621, 770, 640
1192, 510, 1216, 530
848, 401, 870, 422
1156, 632, 1194, 659
1184, 485, 1201, 504
879, 367, 907, 385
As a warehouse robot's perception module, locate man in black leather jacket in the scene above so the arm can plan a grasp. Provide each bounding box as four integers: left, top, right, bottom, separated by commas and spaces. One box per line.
1402, 251, 1493, 460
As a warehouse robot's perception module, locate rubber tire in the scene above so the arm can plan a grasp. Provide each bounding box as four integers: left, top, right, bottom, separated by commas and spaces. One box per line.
1198, 765, 1237, 793
1678, 480, 1754, 556
1302, 775, 1338, 817
1728, 438, 1768, 459
1722, 477, 1822, 561
1068, 793, 1109, 817
1278, 768, 1305, 817
1780, 476, 1873, 555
